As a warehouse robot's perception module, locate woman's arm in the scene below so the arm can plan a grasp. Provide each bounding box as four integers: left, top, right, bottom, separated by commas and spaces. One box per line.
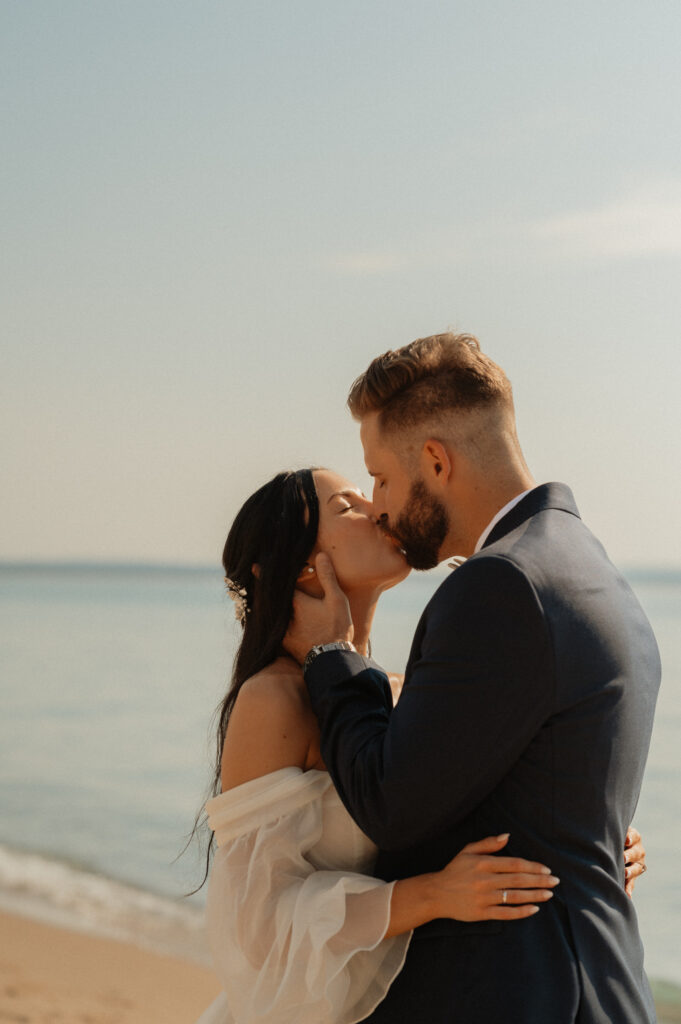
386, 832, 556, 936
205, 789, 556, 1024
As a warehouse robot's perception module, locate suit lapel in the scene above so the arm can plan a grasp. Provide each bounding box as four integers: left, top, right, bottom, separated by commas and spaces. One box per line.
482, 482, 580, 550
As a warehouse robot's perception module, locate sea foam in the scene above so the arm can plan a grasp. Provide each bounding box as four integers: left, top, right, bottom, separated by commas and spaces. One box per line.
0, 843, 209, 964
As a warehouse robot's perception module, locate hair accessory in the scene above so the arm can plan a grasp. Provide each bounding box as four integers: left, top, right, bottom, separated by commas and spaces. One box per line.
224, 576, 250, 623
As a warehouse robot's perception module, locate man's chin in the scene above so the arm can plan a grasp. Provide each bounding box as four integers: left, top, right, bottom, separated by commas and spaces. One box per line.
388, 529, 440, 570
404, 548, 440, 571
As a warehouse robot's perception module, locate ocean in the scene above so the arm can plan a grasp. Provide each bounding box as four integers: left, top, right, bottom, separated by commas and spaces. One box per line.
0, 563, 680, 985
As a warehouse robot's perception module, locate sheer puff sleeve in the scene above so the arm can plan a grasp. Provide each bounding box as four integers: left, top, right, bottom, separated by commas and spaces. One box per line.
197, 768, 411, 1024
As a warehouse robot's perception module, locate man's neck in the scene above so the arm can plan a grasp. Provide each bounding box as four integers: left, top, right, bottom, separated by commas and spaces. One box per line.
444, 473, 536, 559
473, 487, 533, 553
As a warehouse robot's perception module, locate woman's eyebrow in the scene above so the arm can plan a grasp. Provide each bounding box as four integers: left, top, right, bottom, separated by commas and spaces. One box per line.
326, 489, 364, 504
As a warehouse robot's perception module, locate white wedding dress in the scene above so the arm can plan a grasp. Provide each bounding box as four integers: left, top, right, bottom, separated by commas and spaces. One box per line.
196, 767, 411, 1024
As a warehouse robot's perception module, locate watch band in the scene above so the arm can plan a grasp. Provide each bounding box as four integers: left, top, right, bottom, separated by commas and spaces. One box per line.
302, 640, 356, 674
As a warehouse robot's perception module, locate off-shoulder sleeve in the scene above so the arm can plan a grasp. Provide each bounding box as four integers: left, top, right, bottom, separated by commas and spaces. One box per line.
200, 768, 411, 1024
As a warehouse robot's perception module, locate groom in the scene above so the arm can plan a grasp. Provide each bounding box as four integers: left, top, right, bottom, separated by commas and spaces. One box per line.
285, 333, 660, 1023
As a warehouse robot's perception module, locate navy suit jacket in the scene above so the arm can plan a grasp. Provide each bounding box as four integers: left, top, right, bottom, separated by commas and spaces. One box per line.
305, 483, 660, 1024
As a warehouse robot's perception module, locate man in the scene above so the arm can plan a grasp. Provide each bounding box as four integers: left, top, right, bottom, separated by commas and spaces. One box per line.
285, 333, 660, 1023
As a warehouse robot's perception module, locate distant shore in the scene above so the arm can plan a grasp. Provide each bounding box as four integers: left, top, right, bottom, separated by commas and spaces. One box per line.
1, 907, 679, 1023
654, 979, 681, 1024
2, 559, 680, 582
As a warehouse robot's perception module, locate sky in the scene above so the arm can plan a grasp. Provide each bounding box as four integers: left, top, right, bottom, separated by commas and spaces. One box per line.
2, 1, 680, 568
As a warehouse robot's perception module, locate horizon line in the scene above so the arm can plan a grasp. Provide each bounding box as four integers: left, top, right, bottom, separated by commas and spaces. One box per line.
1, 558, 681, 579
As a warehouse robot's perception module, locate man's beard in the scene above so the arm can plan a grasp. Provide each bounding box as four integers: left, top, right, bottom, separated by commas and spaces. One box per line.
387, 478, 450, 571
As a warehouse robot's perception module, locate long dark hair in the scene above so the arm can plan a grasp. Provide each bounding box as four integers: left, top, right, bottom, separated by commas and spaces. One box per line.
184, 469, 320, 893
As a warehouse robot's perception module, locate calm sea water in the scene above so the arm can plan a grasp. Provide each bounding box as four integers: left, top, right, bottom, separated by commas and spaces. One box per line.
0, 563, 679, 981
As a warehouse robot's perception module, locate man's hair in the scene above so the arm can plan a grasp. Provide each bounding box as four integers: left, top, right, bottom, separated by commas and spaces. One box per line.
347, 332, 512, 433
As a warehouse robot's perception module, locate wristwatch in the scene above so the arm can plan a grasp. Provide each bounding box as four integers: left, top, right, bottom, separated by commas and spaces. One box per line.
302, 640, 356, 674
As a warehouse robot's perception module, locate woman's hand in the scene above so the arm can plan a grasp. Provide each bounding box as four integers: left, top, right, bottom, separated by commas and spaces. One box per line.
624, 826, 647, 897
433, 834, 559, 921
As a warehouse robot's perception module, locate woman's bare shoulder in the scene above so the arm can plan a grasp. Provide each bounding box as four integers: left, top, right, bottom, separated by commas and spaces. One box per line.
235, 658, 313, 715
221, 659, 317, 791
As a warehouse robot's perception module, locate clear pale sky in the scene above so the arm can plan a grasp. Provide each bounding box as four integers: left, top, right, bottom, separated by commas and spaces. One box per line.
2, 1, 680, 568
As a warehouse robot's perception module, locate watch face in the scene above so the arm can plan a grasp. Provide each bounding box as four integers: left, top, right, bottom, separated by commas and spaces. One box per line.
303, 641, 356, 673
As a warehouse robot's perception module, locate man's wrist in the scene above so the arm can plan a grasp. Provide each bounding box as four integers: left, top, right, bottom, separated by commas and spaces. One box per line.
302, 640, 357, 675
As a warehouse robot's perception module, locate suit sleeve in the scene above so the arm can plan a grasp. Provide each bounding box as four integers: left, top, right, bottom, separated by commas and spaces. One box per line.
305, 555, 555, 850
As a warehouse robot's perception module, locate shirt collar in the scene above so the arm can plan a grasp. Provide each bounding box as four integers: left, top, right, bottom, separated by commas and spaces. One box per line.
473, 489, 533, 554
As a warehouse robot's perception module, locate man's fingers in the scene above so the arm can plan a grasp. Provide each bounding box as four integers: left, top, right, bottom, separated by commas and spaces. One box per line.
290, 588, 318, 613
314, 553, 342, 597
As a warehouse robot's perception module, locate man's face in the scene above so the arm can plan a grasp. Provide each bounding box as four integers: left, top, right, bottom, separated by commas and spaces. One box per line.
360, 413, 450, 570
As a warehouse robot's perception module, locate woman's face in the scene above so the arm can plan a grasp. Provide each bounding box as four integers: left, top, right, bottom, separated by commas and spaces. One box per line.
306, 469, 410, 595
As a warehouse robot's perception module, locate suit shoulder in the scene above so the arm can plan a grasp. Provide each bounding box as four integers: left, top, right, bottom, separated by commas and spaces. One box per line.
425, 555, 549, 649
434, 552, 540, 605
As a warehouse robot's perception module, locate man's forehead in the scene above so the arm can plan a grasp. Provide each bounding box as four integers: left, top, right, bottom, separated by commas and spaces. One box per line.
360, 413, 401, 473
359, 412, 382, 454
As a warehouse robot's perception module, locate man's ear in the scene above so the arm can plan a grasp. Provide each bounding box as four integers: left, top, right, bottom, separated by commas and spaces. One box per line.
420, 439, 452, 489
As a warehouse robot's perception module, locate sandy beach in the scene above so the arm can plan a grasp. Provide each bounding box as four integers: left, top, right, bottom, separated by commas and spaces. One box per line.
0, 910, 221, 1024
2, 907, 680, 1023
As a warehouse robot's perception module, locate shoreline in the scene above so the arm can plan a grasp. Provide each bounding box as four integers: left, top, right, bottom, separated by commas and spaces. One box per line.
1, 907, 680, 1024
0, 908, 221, 1023
0, 840, 211, 967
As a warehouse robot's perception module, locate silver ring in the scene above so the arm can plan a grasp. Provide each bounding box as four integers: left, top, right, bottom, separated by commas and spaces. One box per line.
501, 889, 508, 904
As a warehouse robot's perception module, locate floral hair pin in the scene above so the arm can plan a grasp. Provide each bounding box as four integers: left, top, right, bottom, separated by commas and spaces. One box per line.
224, 576, 250, 623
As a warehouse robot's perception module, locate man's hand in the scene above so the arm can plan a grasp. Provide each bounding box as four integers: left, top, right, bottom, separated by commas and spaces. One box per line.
283, 553, 354, 665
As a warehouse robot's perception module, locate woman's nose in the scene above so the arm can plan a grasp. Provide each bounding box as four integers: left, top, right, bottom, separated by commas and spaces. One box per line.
357, 495, 377, 521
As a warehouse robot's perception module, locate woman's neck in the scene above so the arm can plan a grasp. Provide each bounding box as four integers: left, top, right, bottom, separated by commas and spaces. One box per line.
347, 589, 379, 657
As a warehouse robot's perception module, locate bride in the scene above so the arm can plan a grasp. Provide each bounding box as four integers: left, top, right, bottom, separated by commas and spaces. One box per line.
195, 468, 645, 1024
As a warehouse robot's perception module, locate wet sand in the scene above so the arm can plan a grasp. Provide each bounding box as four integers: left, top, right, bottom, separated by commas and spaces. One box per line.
0, 909, 221, 1023
1, 907, 679, 1023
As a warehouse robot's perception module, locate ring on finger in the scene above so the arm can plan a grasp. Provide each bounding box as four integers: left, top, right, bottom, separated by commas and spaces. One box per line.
501, 889, 508, 904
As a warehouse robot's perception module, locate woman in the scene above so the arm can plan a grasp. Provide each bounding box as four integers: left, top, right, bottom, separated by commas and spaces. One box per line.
196, 468, 645, 1024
